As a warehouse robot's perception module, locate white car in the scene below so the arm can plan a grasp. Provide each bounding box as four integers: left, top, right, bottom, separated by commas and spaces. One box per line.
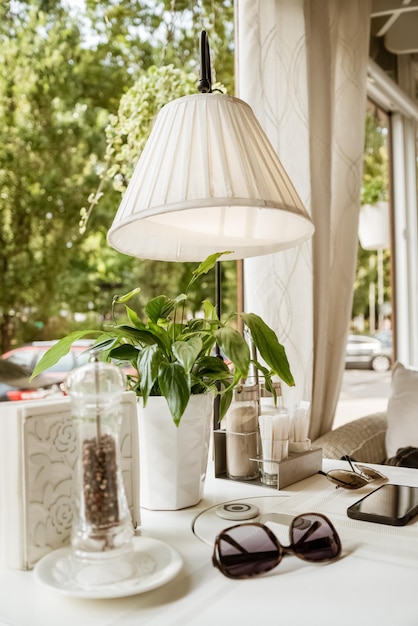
345, 333, 392, 372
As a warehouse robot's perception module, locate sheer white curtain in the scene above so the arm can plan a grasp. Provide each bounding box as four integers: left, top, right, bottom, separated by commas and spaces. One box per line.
235, 0, 371, 438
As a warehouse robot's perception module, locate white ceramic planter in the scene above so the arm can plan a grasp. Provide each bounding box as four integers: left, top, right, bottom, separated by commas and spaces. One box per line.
137, 394, 213, 510
358, 201, 390, 250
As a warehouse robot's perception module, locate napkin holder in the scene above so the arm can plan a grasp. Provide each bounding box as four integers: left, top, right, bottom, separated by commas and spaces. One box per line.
0, 391, 140, 570
252, 447, 323, 489
214, 429, 322, 489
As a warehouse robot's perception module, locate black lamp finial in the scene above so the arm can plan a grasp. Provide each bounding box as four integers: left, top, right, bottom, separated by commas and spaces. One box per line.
198, 30, 212, 93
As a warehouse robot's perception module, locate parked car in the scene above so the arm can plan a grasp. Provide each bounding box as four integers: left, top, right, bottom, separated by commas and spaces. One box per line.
374, 330, 393, 347
1, 339, 136, 388
0, 359, 63, 402
0, 340, 94, 384
345, 333, 392, 372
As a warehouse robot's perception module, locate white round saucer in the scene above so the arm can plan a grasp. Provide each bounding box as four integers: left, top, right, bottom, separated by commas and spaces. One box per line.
34, 536, 182, 599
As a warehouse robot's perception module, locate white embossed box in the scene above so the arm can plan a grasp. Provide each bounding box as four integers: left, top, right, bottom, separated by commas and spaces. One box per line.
0, 391, 140, 570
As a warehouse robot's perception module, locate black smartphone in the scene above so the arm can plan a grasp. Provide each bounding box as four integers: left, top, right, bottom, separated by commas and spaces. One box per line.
347, 484, 418, 526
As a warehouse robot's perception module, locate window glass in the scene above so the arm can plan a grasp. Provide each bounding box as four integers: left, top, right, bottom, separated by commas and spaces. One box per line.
6, 349, 38, 369
75, 349, 92, 366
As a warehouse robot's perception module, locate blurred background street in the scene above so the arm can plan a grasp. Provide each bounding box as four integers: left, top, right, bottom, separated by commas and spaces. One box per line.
334, 369, 392, 429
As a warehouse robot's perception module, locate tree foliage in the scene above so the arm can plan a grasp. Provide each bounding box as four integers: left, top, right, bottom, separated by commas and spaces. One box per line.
361, 111, 389, 205
104, 64, 204, 194
0, 2, 101, 350
0, 0, 235, 352
352, 110, 391, 327
0, 0, 392, 350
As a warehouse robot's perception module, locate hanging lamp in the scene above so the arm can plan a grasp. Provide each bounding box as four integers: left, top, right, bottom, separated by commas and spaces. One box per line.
107, 31, 314, 262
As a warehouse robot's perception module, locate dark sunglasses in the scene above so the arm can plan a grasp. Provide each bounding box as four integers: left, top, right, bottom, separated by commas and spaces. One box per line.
318, 455, 387, 490
212, 512, 341, 579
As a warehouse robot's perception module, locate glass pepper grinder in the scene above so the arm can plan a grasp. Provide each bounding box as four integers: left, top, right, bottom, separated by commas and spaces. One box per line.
65, 357, 134, 577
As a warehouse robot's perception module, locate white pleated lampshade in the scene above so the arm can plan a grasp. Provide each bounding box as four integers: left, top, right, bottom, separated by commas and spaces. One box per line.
107, 93, 314, 261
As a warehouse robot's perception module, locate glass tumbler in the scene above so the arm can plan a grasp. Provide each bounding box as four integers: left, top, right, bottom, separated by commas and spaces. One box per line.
225, 384, 260, 481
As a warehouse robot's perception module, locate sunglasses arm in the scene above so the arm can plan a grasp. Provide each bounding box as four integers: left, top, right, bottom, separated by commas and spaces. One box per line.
342, 455, 357, 473
218, 534, 251, 554
293, 520, 320, 545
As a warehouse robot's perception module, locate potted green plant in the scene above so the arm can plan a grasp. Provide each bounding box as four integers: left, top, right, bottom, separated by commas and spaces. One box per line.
32, 252, 294, 510
32, 251, 294, 425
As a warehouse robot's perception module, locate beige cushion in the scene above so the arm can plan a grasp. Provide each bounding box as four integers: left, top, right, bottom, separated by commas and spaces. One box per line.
386, 362, 418, 458
313, 413, 387, 463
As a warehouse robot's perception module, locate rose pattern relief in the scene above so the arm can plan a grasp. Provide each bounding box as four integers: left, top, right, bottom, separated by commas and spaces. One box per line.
51, 419, 78, 456
21, 402, 137, 569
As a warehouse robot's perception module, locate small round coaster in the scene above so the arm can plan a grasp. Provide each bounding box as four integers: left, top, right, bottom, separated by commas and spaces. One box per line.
215, 502, 260, 521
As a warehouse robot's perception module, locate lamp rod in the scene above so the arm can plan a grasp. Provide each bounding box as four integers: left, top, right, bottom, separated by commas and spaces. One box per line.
198, 30, 212, 93
197, 30, 220, 430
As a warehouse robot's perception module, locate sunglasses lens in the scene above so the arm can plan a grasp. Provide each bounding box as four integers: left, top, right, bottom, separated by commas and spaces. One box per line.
355, 464, 386, 480
216, 524, 281, 578
290, 514, 341, 562
326, 469, 368, 489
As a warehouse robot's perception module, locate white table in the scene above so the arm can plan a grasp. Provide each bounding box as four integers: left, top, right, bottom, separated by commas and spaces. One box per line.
1, 459, 418, 626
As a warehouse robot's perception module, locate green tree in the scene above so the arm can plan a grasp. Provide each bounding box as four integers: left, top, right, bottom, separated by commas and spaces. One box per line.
0, 3, 93, 350
352, 110, 391, 326
73, 62, 235, 326
65, 12, 236, 328
361, 110, 389, 206
0, 0, 235, 352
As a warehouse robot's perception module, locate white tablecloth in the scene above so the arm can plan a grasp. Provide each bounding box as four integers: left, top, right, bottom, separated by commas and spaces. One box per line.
1, 459, 417, 626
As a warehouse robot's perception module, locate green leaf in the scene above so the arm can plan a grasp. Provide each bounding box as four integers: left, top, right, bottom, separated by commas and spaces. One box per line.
158, 362, 190, 426
113, 287, 141, 304
203, 300, 219, 321
125, 306, 145, 329
214, 326, 250, 376
219, 387, 233, 420
191, 357, 232, 390
172, 336, 203, 373
241, 313, 295, 386
107, 325, 162, 347
172, 293, 188, 307
145, 294, 186, 323
109, 344, 140, 361
168, 321, 188, 342
188, 251, 233, 288
262, 373, 279, 405
112, 288, 141, 320
186, 318, 208, 333
147, 321, 172, 352
194, 355, 232, 376
138, 344, 162, 404
30, 330, 101, 379
91, 337, 120, 352
145, 295, 169, 322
